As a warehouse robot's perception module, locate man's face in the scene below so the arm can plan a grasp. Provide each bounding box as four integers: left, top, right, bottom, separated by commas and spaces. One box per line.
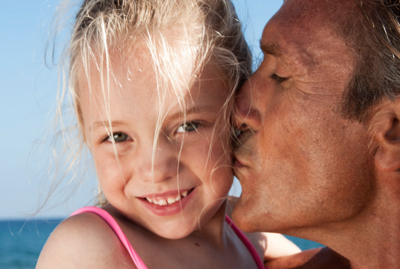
232, 0, 375, 236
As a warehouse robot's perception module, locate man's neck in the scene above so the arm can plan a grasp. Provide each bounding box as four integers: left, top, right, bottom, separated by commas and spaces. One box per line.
310, 194, 400, 269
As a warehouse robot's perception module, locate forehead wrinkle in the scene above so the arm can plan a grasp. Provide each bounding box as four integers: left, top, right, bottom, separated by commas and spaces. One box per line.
260, 39, 314, 78
262, 22, 317, 73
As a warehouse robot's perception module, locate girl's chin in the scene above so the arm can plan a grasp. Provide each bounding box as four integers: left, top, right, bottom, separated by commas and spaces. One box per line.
147, 223, 196, 239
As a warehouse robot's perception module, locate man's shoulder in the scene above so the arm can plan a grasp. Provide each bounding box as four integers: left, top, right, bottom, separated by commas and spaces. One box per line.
265, 247, 351, 269
36, 212, 135, 269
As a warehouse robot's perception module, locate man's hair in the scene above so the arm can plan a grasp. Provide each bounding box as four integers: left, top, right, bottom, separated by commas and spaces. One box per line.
339, 0, 400, 121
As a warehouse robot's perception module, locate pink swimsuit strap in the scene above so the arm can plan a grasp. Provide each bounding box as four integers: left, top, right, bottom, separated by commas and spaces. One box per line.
225, 215, 265, 269
71, 206, 148, 269
71, 206, 264, 269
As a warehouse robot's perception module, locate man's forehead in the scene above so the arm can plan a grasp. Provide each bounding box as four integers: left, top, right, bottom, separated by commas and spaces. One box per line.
264, 0, 358, 49
276, 0, 357, 26
259, 0, 355, 82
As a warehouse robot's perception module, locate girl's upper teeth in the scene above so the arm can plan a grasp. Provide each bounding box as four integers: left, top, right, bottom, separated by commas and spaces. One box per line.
159, 199, 167, 206
146, 190, 190, 206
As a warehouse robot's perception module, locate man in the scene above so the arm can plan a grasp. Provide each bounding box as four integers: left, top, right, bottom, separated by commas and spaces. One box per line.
232, 0, 400, 268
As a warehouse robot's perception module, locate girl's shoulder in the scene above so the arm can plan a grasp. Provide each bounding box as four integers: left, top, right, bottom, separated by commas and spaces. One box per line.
36, 210, 136, 269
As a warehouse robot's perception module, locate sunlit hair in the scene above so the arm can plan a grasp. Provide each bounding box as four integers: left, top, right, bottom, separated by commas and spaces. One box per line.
52, 0, 251, 205
336, 0, 400, 121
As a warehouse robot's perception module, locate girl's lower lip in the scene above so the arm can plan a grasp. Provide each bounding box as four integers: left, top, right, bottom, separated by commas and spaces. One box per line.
138, 188, 195, 216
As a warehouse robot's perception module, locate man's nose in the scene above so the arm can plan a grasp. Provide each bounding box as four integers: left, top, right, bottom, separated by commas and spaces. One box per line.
137, 137, 177, 183
233, 78, 262, 132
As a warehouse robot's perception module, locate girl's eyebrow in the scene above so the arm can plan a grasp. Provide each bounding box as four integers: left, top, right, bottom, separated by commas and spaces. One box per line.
89, 120, 127, 132
168, 105, 216, 121
89, 105, 216, 131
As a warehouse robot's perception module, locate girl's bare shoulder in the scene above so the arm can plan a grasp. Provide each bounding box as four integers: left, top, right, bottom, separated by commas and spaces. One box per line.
36, 212, 135, 269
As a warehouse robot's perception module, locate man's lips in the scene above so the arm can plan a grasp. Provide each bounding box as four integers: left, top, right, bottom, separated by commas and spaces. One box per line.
233, 155, 245, 168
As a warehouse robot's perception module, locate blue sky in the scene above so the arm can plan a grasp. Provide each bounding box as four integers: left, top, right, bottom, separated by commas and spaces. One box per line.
0, 0, 282, 219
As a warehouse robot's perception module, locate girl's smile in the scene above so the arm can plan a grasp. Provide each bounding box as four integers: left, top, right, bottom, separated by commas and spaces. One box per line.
139, 187, 193, 205
138, 187, 195, 216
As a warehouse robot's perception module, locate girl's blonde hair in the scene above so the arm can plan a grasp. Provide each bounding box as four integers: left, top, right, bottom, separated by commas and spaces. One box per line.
53, 0, 251, 206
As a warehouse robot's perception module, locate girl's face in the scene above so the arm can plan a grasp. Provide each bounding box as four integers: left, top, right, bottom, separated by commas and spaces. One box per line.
78, 50, 233, 239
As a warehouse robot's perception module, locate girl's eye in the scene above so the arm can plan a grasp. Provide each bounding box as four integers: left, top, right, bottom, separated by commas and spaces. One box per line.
271, 73, 288, 83
108, 132, 129, 143
176, 122, 199, 133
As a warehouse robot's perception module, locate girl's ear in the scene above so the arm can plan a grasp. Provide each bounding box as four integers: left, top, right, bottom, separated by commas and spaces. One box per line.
371, 101, 400, 172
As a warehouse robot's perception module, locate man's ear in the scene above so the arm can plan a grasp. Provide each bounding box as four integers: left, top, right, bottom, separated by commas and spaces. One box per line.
371, 101, 400, 172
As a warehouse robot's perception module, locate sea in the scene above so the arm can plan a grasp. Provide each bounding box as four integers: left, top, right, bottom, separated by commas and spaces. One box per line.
0, 219, 324, 269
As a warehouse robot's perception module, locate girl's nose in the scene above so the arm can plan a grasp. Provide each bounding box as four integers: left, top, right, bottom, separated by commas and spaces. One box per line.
137, 137, 177, 183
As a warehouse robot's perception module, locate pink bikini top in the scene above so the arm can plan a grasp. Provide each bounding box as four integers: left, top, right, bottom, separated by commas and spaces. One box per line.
71, 206, 264, 269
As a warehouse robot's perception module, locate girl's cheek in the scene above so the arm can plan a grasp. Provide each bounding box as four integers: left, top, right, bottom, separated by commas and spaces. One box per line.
92, 148, 120, 177
95, 154, 130, 192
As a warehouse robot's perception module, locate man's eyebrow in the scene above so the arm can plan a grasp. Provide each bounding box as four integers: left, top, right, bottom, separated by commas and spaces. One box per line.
89, 120, 126, 132
260, 42, 282, 57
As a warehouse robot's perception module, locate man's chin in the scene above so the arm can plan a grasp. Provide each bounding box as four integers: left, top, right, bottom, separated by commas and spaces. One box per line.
231, 195, 259, 233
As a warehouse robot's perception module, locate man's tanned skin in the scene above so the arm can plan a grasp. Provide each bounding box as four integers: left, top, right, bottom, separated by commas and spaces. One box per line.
233, 0, 400, 268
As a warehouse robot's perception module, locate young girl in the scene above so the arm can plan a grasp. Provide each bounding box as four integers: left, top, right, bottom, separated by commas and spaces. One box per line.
36, 0, 300, 268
